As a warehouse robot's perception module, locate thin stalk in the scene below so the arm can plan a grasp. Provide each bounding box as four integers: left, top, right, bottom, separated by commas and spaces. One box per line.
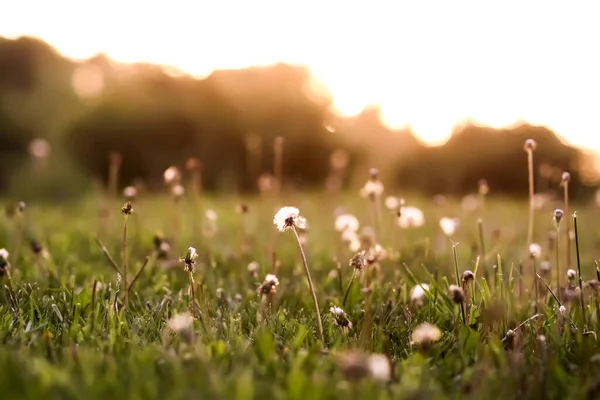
292, 226, 324, 343
536, 273, 577, 331
526, 149, 535, 251
127, 256, 151, 294
555, 226, 560, 299
122, 215, 129, 308
452, 242, 460, 286
532, 257, 539, 313
477, 218, 488, 282
573, 212, 586, 328
188, 271, 196, 318
94, 236, 122, 275
459, 300, 466, 325
564, 181, 571, 270
91, 279, 98, 333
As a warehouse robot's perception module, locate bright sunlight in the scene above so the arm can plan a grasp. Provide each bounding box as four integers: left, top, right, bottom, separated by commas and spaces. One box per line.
1, 0, 599, 149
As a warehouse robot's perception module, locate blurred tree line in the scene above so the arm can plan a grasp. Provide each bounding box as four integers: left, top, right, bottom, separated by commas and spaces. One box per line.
0, 36, 596, 200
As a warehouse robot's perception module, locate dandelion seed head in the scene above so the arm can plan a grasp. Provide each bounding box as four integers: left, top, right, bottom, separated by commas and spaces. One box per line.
398, 206, 424, 228
410, 284, 430, 305
0, 248, 9, 260
28, 138, 51, 159
440, 217, 460, 236
411, 322, 442, 346
171, 184, 185, 199
123, 186, 137, 201
366, 354, 391, 382
561, 172, 571, 183
273, 206, 307, 232
259, 273, 279, 295
205, 209, 218, 222
529, 243, 541, 258
384, 196, 400, 210
567, 269, 576, 280
167, 312, 193, 332
335, 214, 359, 233
524, 139, 537, 152
164, 166, 180, 185
330, 306, 345, 315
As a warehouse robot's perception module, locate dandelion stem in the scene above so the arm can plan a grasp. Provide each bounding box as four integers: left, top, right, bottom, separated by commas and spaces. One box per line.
556, 225, 560, 299
292, 226, 324, 343
122, 215, 129, 308
532, 257, 539, 313
526, 148, 535, 251
564, 180, 571, 270
573, 212, 586, 328
188, 271, 196, 318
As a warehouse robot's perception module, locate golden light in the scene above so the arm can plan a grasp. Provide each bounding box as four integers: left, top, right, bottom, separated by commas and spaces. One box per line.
1, 0, 599, 151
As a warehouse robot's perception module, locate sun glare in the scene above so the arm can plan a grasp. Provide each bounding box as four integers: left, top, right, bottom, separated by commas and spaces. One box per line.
1, 0, 599, 151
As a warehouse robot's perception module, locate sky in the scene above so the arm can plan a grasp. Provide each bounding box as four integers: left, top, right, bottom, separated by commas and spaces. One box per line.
1, 0, 599, 150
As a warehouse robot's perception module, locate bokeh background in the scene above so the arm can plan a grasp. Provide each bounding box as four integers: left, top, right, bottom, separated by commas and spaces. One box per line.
1, 1, 599, 201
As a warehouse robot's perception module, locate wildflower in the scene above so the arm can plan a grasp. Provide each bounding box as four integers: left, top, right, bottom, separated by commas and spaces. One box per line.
236, 203, 249, 214
330, 305, 352, 329
561, 172, 571, 185
462, 270, 474, 283
185, 157, 201, 171
411, 322, 442, 347
258, 274, 279, 295
529, 243, 541, 258
554, 209, 564, 227
478, 179, 489, 195
123, 186, 137, 201
410, 283, 430, 306
559, 305, 567, 316
121, 201, 134, 215
164, 166, 180, 185
0, 249, 9, 276
273, 206, 307, 232
349, 238, 361, 252
180, 247, 198, 272
28, 138, 51, 159
167, 312, 193, 332
448, 284, 465, 304
524, 139, 537, 152
540, 261, 551, 276
461, 195, 479, 212
30, 240, 49, 259
360, 169, 384, 198
384, 196, 400, 210
366, 354, 391, 382
349, 251, 366, 271
247, 261, 259, 275
335, 214, 359, 232
567, 269, 576, 281
397, 206, 425, 228
336, 352, 391, 382
365, 244, 387, 266
440, 217, 460, 236
171, 184, 185, 200
167, 312, 194, 343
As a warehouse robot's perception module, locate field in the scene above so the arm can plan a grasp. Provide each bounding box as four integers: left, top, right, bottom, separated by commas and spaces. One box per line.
1, 187, 600, 399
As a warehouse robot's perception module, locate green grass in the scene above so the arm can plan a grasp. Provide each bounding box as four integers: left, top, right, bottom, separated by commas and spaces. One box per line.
1, 192, 600, 399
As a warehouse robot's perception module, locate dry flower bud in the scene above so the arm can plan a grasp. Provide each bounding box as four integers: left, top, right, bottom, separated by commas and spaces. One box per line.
567, 269, 576, 281
524, 139, 537, 151
448, 285, 465, 304
553, 209, 564, 227
462, 270, 474, 283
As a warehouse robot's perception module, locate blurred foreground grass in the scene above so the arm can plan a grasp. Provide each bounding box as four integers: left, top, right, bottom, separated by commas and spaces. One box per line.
1, 192, 600, 399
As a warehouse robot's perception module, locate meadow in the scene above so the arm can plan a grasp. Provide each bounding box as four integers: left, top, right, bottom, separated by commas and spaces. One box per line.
1, 165, 600, 400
